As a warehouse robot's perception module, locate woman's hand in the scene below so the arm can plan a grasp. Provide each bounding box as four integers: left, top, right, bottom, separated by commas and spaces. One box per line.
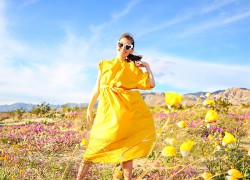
135, 61, 149, 68
86, 109, 94, 124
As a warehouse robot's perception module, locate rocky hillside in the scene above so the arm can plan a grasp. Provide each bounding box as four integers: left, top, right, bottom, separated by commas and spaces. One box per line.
142, 87, 250, 106
211, 88, 250, 105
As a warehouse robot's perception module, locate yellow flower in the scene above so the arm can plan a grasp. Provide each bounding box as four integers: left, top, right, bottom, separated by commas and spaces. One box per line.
165, 92, 183, 107
156, 128, 163, 137
180, 140, 195, 151
113, 169, 123, 179
176, 121, 187, 128
80, 138, 89, 146
208, 134, 214, 141
162, 146, 177, 157
20, 170, 24, 174
241, 119, 247, 124
205, 110, 219, 123
165, 138, 177, 145
228, 169, 244, 178
201, 172, 213, 179
222, 132, 236, 146
203, 99, 215, 106
225, 176, 238, 180
180, 140, 195, 157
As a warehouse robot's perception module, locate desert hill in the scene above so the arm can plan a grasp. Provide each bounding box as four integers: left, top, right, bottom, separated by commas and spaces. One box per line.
141, 87, 250, 106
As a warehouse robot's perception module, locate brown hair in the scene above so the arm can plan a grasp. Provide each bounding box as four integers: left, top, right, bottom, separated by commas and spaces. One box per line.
119, 33, 142, 62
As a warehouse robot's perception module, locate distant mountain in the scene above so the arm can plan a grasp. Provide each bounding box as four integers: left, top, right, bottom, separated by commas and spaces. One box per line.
1, 87, 249, 112
0, 102, 88, 112
141, 87, 250, 106
0, 103, 36, 112
211, 87, 250, 105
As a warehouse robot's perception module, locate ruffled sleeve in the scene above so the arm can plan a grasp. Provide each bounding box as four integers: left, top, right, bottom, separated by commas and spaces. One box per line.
135, 66, 151, 90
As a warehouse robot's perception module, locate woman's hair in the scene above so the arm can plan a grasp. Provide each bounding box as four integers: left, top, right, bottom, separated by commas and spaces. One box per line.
119, 33, 142, 62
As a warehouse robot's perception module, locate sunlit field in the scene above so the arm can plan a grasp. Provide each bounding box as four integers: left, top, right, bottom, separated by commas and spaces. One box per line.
0, 95, 249, 180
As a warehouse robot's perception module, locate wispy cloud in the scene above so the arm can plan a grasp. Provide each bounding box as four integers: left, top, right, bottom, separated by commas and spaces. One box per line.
178, 9, 250, 38
111, 0, 142, 21
90, 0, 141, 37
138, 14, 193, 36
224, 9, 250, 23
19, 0, 40, 8
200, 0, 238, 14
138, 0, 245, 37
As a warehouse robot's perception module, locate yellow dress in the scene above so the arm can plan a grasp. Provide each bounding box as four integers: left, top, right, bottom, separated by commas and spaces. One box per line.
84, 57, 156, 164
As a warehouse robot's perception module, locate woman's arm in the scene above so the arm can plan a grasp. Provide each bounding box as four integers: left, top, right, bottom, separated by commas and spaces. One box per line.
86, 71, 101, 124
135, 61, 155, 88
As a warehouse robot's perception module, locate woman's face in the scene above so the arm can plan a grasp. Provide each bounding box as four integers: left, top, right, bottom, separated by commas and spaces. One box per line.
116, 37, 134, 60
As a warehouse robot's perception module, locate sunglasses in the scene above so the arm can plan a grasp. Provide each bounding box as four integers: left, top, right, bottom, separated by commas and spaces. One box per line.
117, 41, 133, 50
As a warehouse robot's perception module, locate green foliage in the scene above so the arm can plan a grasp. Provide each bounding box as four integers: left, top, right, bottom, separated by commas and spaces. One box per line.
61, 105, 81, 112
31, 101, 51, 117
205, 97, 232, 113
15, 108, 25, 120
241, 103, 250, 108
0, 173, 11, 180
25, 119, 33, 125
61, 105, 72, 112
5, 108, 25, 120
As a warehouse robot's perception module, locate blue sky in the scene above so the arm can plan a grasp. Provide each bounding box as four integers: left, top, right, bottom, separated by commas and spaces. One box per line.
1, 0, 250, 105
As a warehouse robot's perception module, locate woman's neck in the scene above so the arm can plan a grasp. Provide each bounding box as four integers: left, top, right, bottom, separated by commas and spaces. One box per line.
116, 55, 126, 61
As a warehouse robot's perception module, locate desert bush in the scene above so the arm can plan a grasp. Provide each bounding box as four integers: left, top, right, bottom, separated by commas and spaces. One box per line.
31, 101, 51, 117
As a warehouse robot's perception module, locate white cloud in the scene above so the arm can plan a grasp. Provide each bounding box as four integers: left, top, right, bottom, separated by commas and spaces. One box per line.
0, 32, 96, 104
142, 50, 250, 93
0, 2, 97, 104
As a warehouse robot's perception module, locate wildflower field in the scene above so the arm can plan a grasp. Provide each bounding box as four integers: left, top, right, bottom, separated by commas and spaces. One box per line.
0, 94, 249, 180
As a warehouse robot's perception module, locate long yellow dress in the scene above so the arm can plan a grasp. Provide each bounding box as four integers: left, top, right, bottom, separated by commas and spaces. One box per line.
83, 57, 156, 164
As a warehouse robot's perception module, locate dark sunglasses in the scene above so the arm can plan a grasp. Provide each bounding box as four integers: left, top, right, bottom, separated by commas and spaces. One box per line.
117, 41, 133, 50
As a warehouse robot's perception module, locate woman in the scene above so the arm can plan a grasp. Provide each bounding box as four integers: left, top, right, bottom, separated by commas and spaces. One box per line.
77, 33, 156, 180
